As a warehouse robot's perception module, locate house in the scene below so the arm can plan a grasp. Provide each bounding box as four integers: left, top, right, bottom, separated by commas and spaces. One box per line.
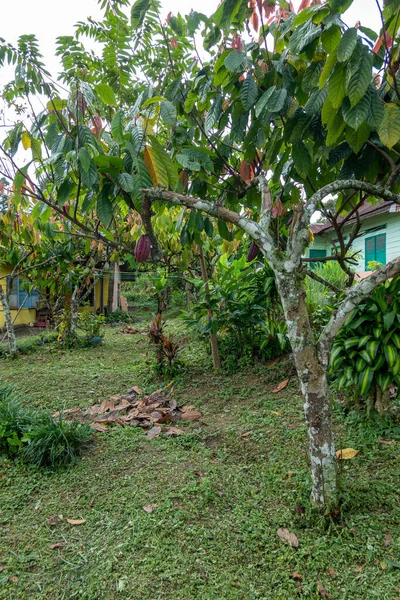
0, 266, 111, 330
308, 201, 400, 274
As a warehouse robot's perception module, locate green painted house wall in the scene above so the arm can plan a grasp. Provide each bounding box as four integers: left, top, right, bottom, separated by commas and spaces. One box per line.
308, 208, 400, 272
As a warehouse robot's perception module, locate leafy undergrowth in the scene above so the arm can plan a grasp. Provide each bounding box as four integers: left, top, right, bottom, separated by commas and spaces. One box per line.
0, 321, 399, 599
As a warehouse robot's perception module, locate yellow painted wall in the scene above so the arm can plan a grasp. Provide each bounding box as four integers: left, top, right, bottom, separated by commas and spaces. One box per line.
0, 266, 38, 328
0, 268, 110, 328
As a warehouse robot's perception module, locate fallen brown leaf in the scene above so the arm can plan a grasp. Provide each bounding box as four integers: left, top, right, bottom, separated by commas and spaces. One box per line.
291, 571, 303, 581
354, 567, 363, 573
131, 386, 143, 395
90, 423, 108, 432
295, 503, 305, 515
98, 399, 115, 414
181, 404, 196, 413
66, 519, 86, 525
50, 543, 63, 550
164, 427, 184, 436
379, 439, 394, 446
328, 568, 336, 576
8, 576, 18, 584
272, 379, 289, 393
317, 580, 331, 599
143, 504, 158, 513
241, 431, 253, 438
277, 527, 299, 548
147, 426, 162, 439
47, 516, 58, 526
95, 411, 118, 424
384, 533, 392, 547
271, 410, 283, 416
181, 411, 202, 421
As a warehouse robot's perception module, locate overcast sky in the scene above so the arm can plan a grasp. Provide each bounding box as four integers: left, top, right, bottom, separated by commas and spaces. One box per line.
0, 0, 381, 84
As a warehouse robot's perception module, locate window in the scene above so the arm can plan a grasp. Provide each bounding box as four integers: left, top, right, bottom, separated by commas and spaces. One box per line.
309, 249, 326, 269
7, 277, 40, 310
365, 234, 386, 270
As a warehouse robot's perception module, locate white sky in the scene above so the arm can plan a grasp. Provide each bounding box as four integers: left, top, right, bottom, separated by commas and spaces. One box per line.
0, 0, 382, 84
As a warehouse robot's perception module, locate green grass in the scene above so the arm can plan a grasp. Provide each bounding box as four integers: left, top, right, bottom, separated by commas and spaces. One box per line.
0, 320, 399, 599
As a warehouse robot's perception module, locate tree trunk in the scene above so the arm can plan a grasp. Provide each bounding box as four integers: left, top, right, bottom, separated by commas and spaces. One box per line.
198, 245, 221, 371
70, 286, 80, 339
0, 284, 17, 355
276, 272, 337, 510
375, 385, 391, 414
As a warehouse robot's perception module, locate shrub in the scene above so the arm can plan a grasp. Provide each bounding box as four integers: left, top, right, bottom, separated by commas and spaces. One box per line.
105, 309, 133, 324
183, 255, 289, 372
0, 384, 92, 467
21, 414, 92, 468
305, 261, 347, 333
330, 275, 400, 412
149, 314, 185, 375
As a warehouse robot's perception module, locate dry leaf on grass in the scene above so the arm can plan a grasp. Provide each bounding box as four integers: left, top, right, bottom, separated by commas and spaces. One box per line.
8, 576, 18, 584
277, 527, 299, 548
291, 571, 303, 581
131, 386, 143, 395
66, 519, 86, 525
47, 516, 58, 526
50, 543, 63, 550
241, 431, 253, 438
379, 439, 394, 446
98, 399, 115, 414
147, 426, 161, 439
164, 427, 184, 436
317, 580, 331, 599
271, 411, 282, 416
384, 533, 392, 547
272, 379, 289, 393
335, 448, 359, 460
143, 504, 158, 513
180, 411, 202, 421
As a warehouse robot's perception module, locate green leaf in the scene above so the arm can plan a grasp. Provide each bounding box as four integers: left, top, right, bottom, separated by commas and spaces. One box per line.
329, 0, 354, 13
292, 142, 312, 178
214, 0, 243, 30
131, 0, 149, 28
392, 332, 400, 349
347, 47, 373, 107
319, 50, 338, 89
149, 136, 178, 190
289, 20, 321, 54
97, 193, 113, 227
204, 217, 214, 237
376, 372, 392, 393
118, 173, 135, 193
358, 366, 374, 396
111, 110, 124, 143
366, 87, 384, 129
241, 76, 258, 111
328, 63, 346, 109
160, 100, 177, 127
46, 98, 68, 112
337, 27, 358, 62
321, 25, 341, 53
345, 122, 370, 153
305, 87, 328, 114
224, 50, 245, 72
383, 311, 396, 330
366, 339, 380, 360
342, 93, 370, 130
57, 178, 74, 205
205, 95, 222, 133
217, 219, 232, 241
384, 344, 398, 368
95, 83, 117, 107
378, 103, 400, 150
81, 161, 99, 188
79, 147, 91, 173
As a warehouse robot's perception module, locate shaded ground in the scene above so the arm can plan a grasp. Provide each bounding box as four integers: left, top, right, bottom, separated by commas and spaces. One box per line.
0, 322, 399, 599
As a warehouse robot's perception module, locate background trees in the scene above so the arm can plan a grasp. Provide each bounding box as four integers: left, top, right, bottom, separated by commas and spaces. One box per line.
1, 0, 400, 508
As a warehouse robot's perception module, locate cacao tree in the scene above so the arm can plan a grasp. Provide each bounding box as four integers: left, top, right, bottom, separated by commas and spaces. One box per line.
1, 0, 400, 509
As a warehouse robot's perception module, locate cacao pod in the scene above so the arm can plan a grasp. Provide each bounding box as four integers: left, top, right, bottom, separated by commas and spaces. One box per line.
246, 241, 259, 262
135, 234, 151, 262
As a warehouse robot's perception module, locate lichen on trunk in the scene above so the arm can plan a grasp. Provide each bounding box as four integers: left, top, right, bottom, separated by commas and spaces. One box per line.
0, 283, 17, 355
275, 270, 337, 510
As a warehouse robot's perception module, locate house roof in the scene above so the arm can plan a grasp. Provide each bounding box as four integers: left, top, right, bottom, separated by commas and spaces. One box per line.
311, 201, 399, 235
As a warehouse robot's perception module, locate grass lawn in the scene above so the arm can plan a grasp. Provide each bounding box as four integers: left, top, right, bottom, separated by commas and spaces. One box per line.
0, 319, 399, 599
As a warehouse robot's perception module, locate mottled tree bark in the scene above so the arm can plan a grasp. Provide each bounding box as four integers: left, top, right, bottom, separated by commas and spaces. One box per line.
276, 272, 337, 509
0, 284, 17, 355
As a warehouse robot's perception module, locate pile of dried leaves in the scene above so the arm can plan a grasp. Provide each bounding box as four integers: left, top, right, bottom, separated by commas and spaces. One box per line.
53, 387, 202, 439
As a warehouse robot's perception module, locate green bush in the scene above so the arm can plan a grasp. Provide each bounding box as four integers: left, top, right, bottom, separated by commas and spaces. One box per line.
105, 309, 134, 324
0, 385, 92, 467
183, 255, 290, 372
330, 275, 400, 410
305, 261, 347, 333
21, 414, 92, 468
